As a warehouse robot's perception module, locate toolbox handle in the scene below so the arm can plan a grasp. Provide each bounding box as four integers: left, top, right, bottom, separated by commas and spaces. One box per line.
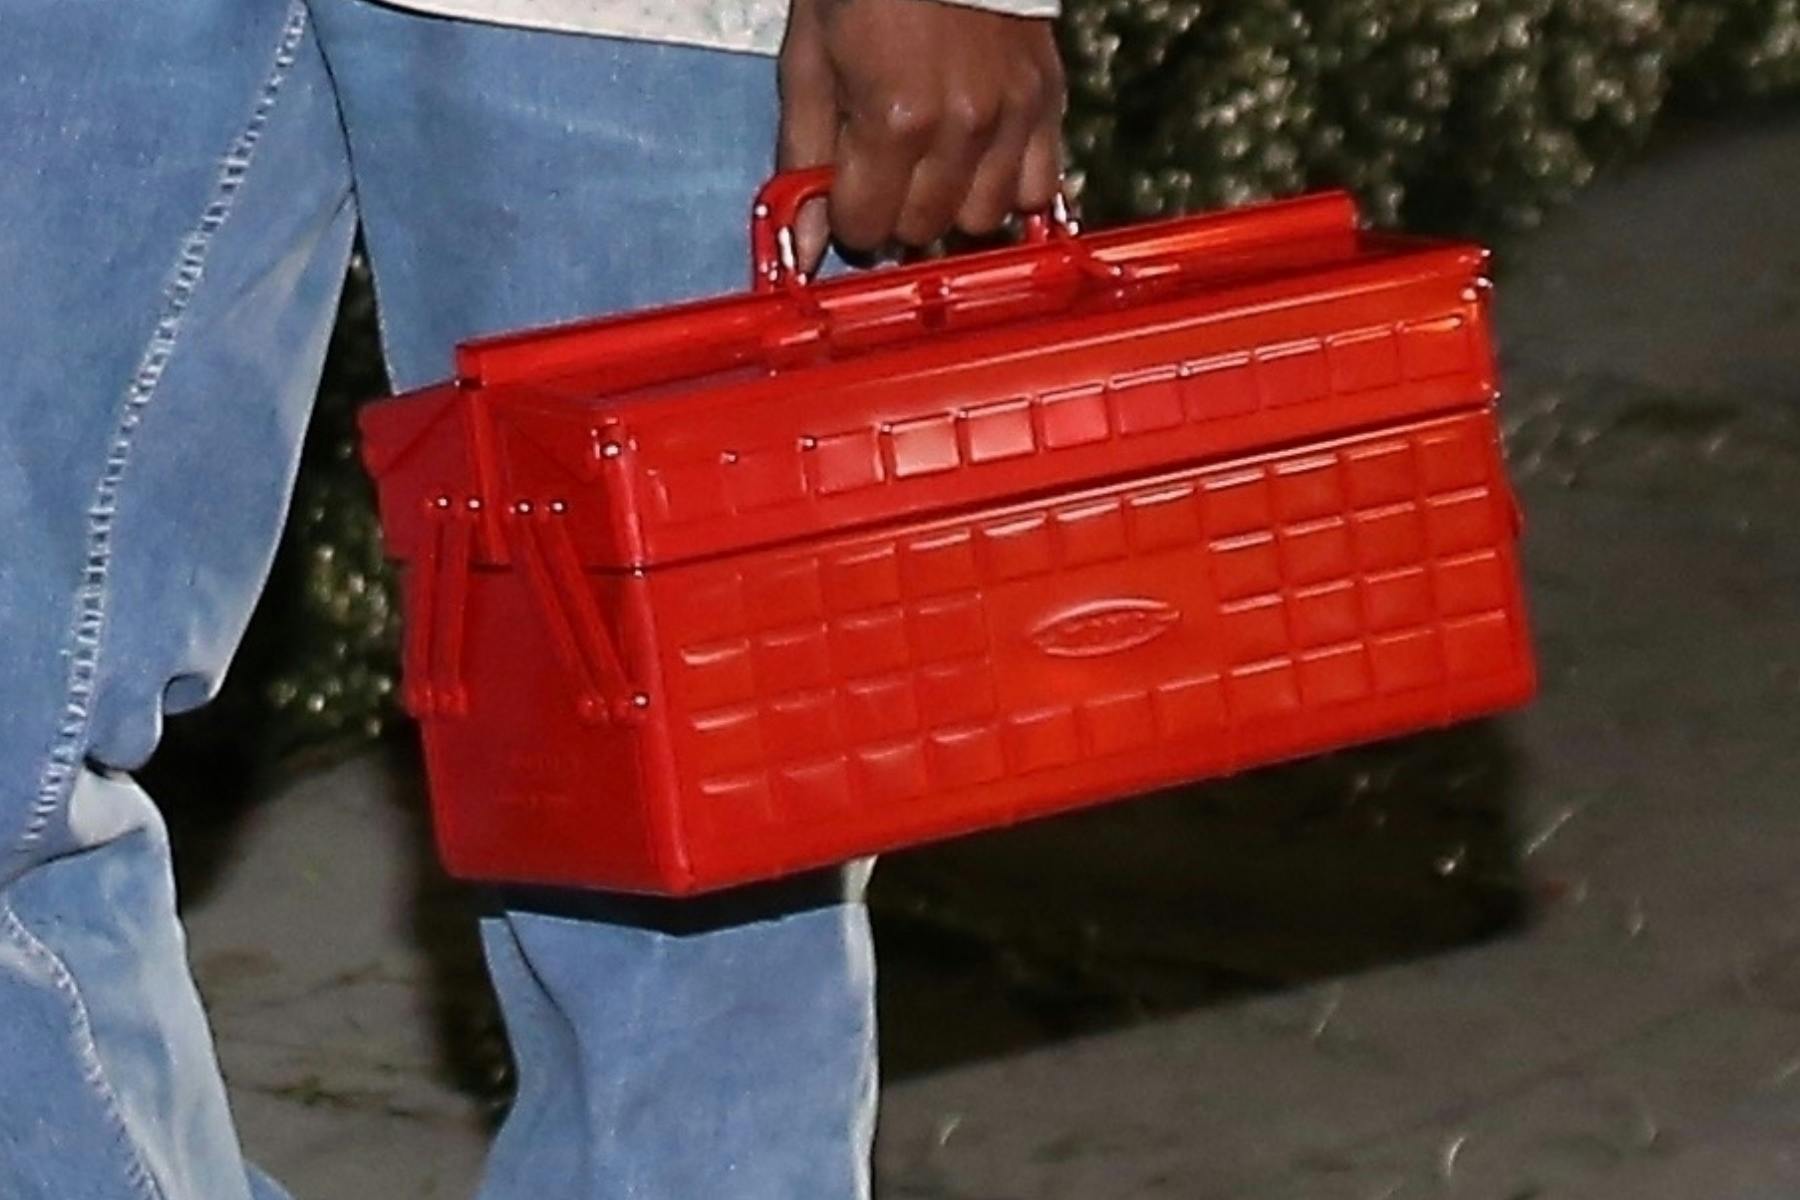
750, 166, 1080, 293
456, 186, 1363, 388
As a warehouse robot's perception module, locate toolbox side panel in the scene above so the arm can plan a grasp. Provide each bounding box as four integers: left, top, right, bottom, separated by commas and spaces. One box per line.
358, 385, 471, 565
421, 566, 669, 891
649, 408, 1534, 892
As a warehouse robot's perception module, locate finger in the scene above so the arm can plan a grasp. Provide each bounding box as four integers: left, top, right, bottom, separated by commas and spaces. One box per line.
893, 92, 1001, 245
953, 79, 1039, 235
1014, 42, 1066, 212
830, 98, 932, 251
777, 36, 841, 273
1015, 109, 1064, 214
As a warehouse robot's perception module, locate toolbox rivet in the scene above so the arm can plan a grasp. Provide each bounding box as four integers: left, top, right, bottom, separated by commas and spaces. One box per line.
515, 500, 533, 514
466, 497, 482, 511
601, 441, 624, 459
800, 435, 818, 450
550, 500, 568, 514
632, 692, 651, 708
433, 495, 451, 509
722, 450, 739, 464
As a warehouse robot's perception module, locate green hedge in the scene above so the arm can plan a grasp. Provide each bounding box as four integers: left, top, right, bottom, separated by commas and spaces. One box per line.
1066, 0, 1796, 227
194, 0, 1800, 761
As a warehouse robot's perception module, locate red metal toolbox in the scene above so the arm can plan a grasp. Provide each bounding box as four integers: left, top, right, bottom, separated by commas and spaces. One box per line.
359, 169, 1536, 896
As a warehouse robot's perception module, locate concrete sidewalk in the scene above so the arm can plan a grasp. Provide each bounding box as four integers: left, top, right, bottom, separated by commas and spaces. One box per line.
182, 115, 1800, 1198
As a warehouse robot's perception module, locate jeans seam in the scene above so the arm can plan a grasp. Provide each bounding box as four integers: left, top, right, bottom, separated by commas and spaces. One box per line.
9, 0, 312, 875
1, 899, 166, 1200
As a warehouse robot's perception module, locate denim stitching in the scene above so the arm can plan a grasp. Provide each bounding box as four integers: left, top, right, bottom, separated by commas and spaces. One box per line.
12, 0, 311, 873
1, 899, 165, 1200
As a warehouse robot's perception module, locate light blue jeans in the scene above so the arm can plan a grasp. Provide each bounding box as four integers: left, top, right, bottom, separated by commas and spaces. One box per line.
0, 2, 877, 1197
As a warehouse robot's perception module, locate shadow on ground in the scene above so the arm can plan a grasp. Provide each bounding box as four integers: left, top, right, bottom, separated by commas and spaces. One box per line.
871, 721, 1528, 1078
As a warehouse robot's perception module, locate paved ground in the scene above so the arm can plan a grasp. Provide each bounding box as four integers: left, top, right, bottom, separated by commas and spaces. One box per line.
178, 113, 1800, 1198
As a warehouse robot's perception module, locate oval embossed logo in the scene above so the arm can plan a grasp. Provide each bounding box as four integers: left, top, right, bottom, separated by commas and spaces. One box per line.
1029, 598, 1181, 659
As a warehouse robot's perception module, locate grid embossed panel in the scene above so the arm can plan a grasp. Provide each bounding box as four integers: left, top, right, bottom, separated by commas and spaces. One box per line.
643, 313, 1480, 532
660, 408, 1523, 845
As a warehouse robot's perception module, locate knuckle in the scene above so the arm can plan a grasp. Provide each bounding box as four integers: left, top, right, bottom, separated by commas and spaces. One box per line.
946, 92, 1002, 138
878, 97, 940, 147
896, 201, 949, 245
833, 211, 883, 250
832, 195, 891, 249
837, 227, 881, 252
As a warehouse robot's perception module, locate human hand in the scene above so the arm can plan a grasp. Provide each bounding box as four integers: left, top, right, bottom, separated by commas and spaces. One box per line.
776, 0, 1066, 272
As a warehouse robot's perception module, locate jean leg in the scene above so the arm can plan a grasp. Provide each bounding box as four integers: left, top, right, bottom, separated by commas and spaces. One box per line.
306, 7, 879, 1196
482, 871, 879, 1200
0, 2, 356, 1196
307, 2, 793, 387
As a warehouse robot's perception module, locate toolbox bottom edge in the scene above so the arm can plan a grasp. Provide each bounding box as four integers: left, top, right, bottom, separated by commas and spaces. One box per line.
427, 663, 1535, 897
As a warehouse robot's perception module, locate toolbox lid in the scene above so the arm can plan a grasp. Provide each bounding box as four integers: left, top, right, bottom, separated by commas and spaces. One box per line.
361, 189, 1494, 570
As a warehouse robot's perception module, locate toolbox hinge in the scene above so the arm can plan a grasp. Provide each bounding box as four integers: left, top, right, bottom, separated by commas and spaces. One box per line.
506, 502, 647, 726
403, 498, 647, 727
403, 497, 476, 719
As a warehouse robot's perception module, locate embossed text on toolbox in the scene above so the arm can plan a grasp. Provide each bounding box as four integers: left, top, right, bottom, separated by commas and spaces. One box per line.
1029, 598, 1182, 658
